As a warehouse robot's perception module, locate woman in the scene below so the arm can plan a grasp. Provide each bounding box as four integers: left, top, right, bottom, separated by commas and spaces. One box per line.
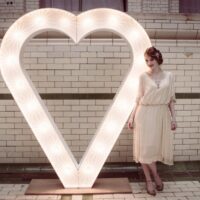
128, 47, 177, 196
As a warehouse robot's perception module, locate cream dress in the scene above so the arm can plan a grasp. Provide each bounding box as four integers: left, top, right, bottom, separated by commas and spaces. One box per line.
133, 71, 176, 165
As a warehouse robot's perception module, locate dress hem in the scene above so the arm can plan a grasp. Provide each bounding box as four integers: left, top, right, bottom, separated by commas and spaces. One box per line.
134, 158, 173, 166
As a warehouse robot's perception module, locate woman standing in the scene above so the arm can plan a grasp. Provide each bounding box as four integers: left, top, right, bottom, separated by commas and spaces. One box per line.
128, 47, 177, 196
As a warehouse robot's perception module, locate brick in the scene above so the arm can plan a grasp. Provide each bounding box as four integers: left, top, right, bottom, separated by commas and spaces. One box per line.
183, 139, 198, 144
146, 23, 162, 29
162, 23, 178, 29
175, 145, 190, 150
178, 23, 194, 29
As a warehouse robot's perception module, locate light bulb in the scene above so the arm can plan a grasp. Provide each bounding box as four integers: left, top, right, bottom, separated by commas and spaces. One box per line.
108, 15, 118, 26
59, 17, 70, 28
82, 17, 93, 27
104, 120, 118, 134
130, 29, 140, 40
83, 165, 95, 175
24, 99, 39, 113
34, 16, 46, 26
4, 55, 18, 67
115, 99, 130, 113
12, 30, 25, 42
94, 142, 107, 155
62, 165, 75, 176
35, 121, 51, 134
135, 55, 145, 66
126, 77, 139, 89
13, 79, 27, 91
49, 144, 63, 156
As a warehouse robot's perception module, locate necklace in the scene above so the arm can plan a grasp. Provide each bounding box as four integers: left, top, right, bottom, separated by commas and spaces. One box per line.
147, 70, 164, 89
154, 79, 161, 88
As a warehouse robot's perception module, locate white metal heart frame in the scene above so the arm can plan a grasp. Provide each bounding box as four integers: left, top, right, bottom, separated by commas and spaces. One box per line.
0, 8, 151, 188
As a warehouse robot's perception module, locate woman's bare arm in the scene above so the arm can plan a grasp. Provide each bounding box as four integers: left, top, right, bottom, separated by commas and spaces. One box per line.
128, 103, 139, 129
168, 100, 176, 121
168, 100, 177, 130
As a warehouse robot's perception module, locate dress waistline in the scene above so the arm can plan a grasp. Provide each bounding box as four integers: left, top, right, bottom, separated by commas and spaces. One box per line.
139, 103, 168, 106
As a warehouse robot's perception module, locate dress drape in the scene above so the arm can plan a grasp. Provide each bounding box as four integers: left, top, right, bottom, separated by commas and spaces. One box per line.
133, 71, 176, 165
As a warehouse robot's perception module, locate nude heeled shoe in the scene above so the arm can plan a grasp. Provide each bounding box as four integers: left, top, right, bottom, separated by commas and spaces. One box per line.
154, 175, 164, 191
156, 183, 164, 191
146, 180, 156, 196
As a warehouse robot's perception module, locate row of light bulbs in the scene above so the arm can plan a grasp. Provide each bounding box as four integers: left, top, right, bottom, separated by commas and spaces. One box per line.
0, 8, 151, 188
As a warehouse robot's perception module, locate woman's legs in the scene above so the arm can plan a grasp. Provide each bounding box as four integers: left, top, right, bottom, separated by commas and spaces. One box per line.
141, 163, 152, 181
141, 163, 156, 195
148, 162, 163, 190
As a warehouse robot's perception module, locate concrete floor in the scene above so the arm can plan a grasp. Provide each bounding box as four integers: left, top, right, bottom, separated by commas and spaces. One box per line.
0, 161, 199, 199
0, 181, 200, 200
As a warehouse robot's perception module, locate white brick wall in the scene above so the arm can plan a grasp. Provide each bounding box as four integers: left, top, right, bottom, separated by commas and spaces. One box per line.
143, 0, 168, 13
0, 0, 24, 14
0, 0, 180, 15
0, 38, 200, 163
1, 38, 199, 94
25, 0, 39, 12
0, 38, 132, 163
0, 98, 132, 163
0, 1, 196, 41
128, 0, 179, 13
0, 0, 199, 163
13, 39, 130, 94
128, 0, 142, 13
170, 0, 179, 13
0, 0, 39, 14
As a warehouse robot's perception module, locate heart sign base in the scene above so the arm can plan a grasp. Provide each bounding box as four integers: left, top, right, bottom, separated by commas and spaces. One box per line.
25, 178, 132, 195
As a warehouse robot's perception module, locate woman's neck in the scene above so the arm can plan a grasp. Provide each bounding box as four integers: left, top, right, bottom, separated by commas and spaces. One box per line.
149, 66, 162, 75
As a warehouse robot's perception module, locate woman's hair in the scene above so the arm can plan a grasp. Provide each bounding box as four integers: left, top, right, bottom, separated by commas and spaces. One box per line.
144, 46, 163, 65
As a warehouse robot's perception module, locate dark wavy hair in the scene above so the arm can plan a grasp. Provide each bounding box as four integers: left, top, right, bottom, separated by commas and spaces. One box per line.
144, 46, 163, 65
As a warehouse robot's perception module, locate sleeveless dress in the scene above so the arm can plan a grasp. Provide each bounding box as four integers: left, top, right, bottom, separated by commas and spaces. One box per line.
133, 71, 176, 165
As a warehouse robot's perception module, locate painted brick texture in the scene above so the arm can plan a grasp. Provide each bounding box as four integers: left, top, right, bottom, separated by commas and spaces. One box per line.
0, 39, 200, 163
128, 0, 179, 13
0, 0, 199, 163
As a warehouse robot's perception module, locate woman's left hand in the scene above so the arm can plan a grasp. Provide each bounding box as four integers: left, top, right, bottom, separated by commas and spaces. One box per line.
171, 121, 177, 131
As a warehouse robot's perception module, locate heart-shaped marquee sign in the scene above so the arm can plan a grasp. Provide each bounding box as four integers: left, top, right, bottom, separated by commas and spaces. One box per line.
0, 8, 151, 188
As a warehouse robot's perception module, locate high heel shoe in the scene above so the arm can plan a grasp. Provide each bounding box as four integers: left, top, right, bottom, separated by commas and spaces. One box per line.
154, 176, 164, 191
146, 180, 156, 196
156, 182, 164, 191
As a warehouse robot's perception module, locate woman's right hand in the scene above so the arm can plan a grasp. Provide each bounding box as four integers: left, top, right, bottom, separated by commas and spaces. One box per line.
128, 118, 134, 130
128, 109, 137, 130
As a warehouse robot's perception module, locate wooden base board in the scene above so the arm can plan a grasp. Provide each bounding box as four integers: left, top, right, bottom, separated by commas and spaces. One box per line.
25, 178, 132, 195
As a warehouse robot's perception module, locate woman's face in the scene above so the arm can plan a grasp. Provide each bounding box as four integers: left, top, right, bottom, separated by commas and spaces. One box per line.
144, 55, 159, 70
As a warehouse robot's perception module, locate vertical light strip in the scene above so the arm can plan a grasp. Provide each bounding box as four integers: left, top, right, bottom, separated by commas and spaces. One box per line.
0, 8, 78, 188
77, 9, 151, 187
0, 8, 151, 188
